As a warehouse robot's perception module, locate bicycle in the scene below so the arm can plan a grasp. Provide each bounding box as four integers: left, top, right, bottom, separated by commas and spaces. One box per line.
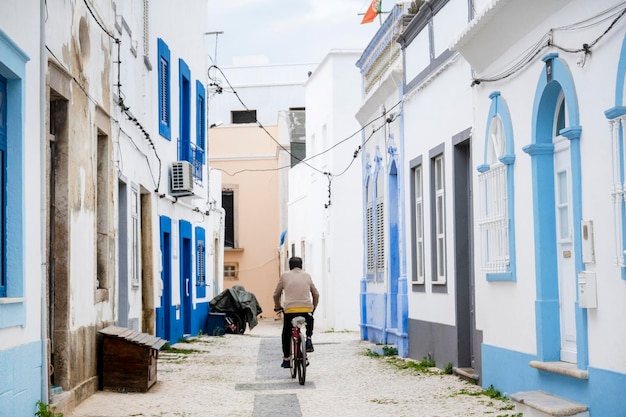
289, 315, 308, 385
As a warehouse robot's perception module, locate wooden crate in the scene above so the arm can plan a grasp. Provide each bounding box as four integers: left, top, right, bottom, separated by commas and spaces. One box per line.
99, 326, 166, 393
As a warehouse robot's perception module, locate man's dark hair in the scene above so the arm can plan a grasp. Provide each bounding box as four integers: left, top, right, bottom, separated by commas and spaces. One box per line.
289, 257, 303, 270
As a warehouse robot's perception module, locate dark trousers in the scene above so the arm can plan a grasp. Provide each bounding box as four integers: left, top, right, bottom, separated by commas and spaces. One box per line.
282, 312, 314, 358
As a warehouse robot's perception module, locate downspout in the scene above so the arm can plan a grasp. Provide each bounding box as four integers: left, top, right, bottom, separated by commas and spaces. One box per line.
40, 0, 49, 403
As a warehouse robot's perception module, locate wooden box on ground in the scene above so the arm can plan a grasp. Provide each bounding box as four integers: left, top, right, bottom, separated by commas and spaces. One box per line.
99, 326, 167, 392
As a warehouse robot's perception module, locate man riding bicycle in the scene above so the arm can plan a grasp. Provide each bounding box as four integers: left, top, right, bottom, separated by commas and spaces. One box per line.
273, 256, 319, 368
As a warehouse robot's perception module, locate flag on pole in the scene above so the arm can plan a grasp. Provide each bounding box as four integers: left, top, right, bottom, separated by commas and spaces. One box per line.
361, 0, 382, 24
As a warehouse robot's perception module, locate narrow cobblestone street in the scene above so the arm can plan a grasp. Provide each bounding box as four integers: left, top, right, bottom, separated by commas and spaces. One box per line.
67, 319, 517, 417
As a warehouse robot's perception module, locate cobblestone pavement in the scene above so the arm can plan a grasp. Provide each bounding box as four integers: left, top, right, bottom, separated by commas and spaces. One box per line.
67, 318, 517, 417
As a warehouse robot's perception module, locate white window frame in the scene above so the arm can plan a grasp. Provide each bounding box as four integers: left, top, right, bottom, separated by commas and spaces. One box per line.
412, 164, 425, 284
432, 153, 446, 284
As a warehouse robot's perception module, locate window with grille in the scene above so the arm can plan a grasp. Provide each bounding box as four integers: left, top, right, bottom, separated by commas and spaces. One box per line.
477, 92, 516, 281
431, 152, 446, 284
607, 112, 626, 272
157, 38, 170, 139
411, 161, 425, 284
197, 239, 206, 286
231, 110, 256, 124
224, 263, 238, 280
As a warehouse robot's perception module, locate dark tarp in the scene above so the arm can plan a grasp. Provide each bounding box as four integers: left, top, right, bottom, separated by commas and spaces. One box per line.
209, 285, 263, 330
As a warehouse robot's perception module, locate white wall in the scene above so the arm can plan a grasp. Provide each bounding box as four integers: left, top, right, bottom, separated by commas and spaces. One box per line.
288, 51, 364, 331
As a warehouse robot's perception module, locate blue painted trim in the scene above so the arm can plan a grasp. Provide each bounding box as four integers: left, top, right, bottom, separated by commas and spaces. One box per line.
0, 30, 27, 326
604, 105, 626, 119
486, 272, 513, 282
195, 80, 206, 159
0, 341, 44, 416
157, 38, 171, 140
481, 92, 517, 282
179, 59, 191, 161
195, 226, 206, 299
482, 343, 626, 416
526, 55, 588, 368
179, 219, 192, 336
158, 216, 172, 341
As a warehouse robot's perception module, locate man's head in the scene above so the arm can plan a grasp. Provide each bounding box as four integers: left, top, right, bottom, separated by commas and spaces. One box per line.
288, 257, 303, 270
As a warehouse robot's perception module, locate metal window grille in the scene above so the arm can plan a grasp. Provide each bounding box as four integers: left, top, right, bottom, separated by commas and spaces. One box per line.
609, 116, 626, 267
197, 240, 206, 286
478, 163, 509, 273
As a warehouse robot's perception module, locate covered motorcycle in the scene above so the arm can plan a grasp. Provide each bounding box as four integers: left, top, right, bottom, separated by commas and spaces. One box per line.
209, 285, 263, 334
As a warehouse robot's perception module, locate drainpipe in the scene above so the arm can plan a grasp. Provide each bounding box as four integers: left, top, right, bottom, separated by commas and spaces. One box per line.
40, 0, 49, 404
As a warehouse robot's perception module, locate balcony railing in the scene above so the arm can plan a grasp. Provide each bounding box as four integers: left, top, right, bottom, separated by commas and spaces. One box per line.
178, 139, 204, 183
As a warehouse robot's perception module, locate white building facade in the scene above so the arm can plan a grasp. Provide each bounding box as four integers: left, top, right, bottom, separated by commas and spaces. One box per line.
0, 1, 222, 414
356, 3, 413, 356
287, 50, 364, 331
400, 0, 480, 377
453, 0, 626, 414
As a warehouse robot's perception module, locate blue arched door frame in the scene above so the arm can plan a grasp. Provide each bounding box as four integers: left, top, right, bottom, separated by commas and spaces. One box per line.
523, 53, 588, 368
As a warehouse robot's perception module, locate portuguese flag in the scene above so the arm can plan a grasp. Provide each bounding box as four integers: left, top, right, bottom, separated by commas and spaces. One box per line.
361, 0, 382, 24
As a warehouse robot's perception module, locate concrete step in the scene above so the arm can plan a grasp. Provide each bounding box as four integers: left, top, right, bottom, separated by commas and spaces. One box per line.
511, 390, 589, 417
453, 367, 479, 383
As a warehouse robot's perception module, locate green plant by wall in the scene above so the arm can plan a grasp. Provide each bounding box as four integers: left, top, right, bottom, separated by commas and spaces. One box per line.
35, 401, 63, 417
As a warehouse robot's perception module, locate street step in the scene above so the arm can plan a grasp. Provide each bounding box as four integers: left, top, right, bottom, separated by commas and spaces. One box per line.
511, 390, 589, 417
453, 367, 479, 383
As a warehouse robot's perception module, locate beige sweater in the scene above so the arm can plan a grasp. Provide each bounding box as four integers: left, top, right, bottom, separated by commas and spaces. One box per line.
273, 268, 320, 313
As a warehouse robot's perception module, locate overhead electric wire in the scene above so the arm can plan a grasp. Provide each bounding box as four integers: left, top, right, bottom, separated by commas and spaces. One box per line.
209, 64, 402, 179
82, 0, 163, 191
472, 1, 626, 86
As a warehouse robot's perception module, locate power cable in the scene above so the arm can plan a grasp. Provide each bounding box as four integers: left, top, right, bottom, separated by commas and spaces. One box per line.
471, 2, 626, 86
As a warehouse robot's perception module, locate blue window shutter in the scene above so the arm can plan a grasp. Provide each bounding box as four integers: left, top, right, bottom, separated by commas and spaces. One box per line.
196, 80, 206, 163
157, 38, 171, 140
179, 59, 191, 161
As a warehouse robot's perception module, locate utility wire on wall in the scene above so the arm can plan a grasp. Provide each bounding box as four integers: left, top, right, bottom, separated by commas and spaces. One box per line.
471, 1, 626, 86
82, 0, 162, 191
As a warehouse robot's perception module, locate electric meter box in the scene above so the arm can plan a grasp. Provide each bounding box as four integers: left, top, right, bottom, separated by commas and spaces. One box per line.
578, 270, 597, 309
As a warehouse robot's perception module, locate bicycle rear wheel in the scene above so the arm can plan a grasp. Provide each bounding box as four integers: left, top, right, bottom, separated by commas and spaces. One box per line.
297, 333, 307, 385
289, 334, 297, 378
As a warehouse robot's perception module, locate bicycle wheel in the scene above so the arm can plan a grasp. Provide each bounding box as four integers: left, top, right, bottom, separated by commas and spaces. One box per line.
297, 332, 307, 385
289, 334, 297, 378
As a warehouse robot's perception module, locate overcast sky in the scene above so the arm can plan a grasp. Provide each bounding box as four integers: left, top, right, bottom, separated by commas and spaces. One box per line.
206, 0, 394, 67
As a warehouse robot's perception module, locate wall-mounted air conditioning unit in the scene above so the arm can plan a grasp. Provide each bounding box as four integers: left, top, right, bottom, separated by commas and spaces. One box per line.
170, 161, 194, 195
